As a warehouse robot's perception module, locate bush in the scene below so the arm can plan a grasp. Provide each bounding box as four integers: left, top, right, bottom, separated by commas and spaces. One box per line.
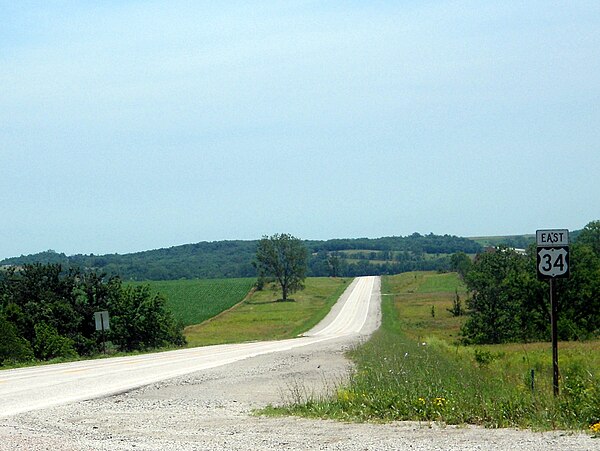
33, 322, 78, 360
0, 314, 34, 365
109, 284, 186, 352
473, 348, 495, 366
0, 265, 186, 362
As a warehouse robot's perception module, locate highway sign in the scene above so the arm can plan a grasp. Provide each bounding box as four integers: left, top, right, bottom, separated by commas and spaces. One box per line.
536, 229, 570, 397
536, 229, 569, 280
537, 247, 569, 278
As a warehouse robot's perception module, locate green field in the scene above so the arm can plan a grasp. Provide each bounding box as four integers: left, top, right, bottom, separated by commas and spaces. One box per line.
415, 271, 466, 293
184, 277, 350, 347
130, 278, 255, 327
268, 272, 600, 432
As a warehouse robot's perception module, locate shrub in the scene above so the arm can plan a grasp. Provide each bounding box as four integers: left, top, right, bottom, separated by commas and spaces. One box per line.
109, 284, 185, 352
0, 314, 34, 365
33, 322, 78, 360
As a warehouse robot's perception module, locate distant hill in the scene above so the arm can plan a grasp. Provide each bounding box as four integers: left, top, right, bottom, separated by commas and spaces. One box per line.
468, 234, 536, 249
0, 233, 483, 280
468, 229, 583, 250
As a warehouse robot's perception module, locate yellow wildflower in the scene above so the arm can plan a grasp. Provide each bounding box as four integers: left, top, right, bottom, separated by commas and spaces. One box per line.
337, 389, 355, 402
434, 397, 446, 407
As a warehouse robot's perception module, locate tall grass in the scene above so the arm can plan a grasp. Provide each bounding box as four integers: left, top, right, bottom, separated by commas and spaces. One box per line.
268, 272, 600, 430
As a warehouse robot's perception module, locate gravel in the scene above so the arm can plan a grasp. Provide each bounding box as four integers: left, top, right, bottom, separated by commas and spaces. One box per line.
0, 278, 596, 450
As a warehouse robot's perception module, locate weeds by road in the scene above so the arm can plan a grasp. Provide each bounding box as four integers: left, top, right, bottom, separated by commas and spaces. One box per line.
266, 272, 600, 432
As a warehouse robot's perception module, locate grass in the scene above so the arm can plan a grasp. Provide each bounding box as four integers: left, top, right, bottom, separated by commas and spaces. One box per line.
265, 271, 600, 432
385, 272, 467, 343
129, 278, 255, 327
184, 277, 350, 347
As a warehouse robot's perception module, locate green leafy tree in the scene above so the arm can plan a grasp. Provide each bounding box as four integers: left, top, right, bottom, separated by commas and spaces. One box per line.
108, 281, 185, 352
71, 271, 114, 355
0, 313, 34, 365
32, 322, 77, 360
462, 247, 537, 344
0, 264, 80, 345
461, 228, 600, 344
0, 264, 185, 360
327, 252, 343, 277
450, 252, 473, 280
556, 242, 600, 339
576, 220, 600, 257
255, 233, 308, 301
447, 289, 465, 317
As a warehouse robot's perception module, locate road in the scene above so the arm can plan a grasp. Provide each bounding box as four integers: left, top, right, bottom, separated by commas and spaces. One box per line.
0, 276, 378, 418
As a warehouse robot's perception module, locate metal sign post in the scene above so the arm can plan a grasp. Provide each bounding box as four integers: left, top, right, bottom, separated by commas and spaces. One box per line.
536, 229, 569, 397
549, 278, 559, 397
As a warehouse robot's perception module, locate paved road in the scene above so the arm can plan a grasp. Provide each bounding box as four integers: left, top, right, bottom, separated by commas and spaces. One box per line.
0, 276, 377, 418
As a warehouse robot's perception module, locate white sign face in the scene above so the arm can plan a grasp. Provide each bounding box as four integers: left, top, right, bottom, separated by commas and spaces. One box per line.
94, 311, 110, 331
537, 247, 569, 278
536, 229, 569, 247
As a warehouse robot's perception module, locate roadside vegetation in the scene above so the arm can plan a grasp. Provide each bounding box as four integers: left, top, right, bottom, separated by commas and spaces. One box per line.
185, 277, 349, 347
267, 271, 600, 431
0, 264, 185, 367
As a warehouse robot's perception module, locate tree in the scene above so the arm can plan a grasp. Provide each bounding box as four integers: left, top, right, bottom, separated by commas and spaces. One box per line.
107, 280, 185, 352
255, 233, 308, 301
0, 264, 185, 359
32, 322, 77, 360
461, 247, 535, 344
576, 220, 600, 257
327, 252, 342, 277
0, 313, 34, 365
450, 252, 473, 280
556, 241, 600, 339
447, 289, 465, 317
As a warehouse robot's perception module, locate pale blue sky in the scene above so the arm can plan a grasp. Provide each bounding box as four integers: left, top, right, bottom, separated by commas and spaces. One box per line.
1, 1, 599, 259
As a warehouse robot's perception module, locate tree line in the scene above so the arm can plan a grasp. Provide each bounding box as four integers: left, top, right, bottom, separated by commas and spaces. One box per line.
457, 220, 600, 344
1, 234, 483, 280
0, 264, 185, 366
307, 233, 482, 254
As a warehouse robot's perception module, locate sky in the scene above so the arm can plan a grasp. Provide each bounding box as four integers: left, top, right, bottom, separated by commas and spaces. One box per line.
1, 1, 599, 259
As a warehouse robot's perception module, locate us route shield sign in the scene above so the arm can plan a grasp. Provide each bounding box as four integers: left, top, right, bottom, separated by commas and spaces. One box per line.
536, 229, 569, 279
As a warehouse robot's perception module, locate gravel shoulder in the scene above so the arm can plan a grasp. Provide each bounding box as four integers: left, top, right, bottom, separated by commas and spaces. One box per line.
0, 278, 595, 450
